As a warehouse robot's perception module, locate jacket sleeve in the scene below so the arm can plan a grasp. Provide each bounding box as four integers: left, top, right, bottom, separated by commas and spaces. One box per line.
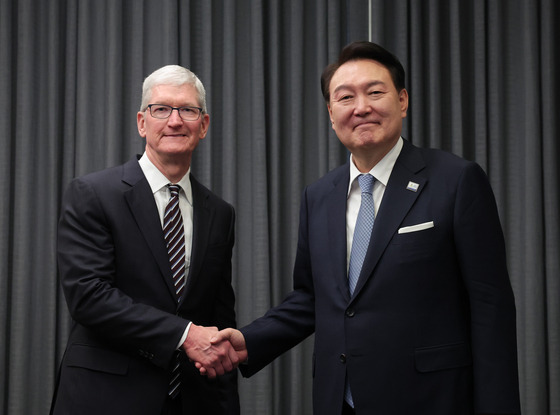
453, 162, 521, 414
58, 177, 188, 370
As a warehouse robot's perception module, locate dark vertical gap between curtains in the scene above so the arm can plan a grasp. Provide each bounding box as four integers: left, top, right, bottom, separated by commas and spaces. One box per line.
0, 0, 558, 414
0, 2, 14, 414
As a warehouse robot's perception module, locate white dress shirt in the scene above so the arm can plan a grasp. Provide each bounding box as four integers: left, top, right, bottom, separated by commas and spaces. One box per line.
139, 153, 193, 348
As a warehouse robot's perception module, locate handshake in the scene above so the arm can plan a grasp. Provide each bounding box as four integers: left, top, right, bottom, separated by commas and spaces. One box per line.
181, 325, 248, 378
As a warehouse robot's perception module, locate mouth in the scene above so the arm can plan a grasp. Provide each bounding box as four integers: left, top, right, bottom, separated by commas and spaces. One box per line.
353, 121, 379, 130
163, 134, 186, 138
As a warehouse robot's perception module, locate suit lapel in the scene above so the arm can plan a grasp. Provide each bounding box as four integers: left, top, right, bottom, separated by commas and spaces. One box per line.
326, 164, 353, 301
182, 175, 213, 304
352, 140, 427, 298
122, 159, 178, 302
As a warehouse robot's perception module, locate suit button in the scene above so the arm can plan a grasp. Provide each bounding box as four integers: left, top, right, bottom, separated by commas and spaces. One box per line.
340, 354, 346, 364
346, 309, 355, 317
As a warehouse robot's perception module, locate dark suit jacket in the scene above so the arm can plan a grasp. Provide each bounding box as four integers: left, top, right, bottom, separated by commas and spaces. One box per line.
240, 139, 520, 415
51, 158, 239, 415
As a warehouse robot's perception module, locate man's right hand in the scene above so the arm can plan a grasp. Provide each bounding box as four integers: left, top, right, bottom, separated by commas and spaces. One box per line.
194, 328, 248, 377
181, 324, 240, 379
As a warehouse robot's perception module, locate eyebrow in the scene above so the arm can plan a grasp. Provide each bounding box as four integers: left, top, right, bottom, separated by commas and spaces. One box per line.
332, 80, 387, 95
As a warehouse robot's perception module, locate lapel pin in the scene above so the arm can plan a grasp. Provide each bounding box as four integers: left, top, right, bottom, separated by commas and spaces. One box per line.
406, 181, 419, 192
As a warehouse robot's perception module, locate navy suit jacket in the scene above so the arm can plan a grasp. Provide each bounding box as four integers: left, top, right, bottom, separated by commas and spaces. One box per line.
51, 158, 239, 415
240, 139, 520, 414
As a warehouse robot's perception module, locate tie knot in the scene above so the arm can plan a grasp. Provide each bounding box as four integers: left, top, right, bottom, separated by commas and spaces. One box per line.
358, 174, 374, 194
168, 184, 181, 198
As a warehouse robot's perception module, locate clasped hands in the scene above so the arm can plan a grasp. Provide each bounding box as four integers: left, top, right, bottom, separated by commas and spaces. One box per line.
181, 324, 247, 378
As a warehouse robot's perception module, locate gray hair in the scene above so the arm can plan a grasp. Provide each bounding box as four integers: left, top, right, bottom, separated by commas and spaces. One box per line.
139, 65, 207, 113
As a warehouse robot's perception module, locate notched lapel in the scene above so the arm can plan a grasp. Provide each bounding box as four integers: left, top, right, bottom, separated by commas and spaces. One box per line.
352, 142, 427, 297
326, 166, 353, 301
122, 160, 178, 302
183, 177, 214, 302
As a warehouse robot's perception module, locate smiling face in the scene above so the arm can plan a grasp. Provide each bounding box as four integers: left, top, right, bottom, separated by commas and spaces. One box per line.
137, 83, 209, 172
328, 59, 408, 172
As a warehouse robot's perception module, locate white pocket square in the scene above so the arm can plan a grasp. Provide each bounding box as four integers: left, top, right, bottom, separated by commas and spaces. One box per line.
398, 221, 435, 234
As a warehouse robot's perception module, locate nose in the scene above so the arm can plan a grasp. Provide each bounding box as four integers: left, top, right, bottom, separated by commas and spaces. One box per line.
354, 93, 372, 115
167, 108, 184, 126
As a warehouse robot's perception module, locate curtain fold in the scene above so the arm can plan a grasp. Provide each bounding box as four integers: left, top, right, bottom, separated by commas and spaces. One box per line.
0, 0, 557, 414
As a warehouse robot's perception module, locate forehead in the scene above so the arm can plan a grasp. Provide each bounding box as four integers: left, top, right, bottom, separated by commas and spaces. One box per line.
150, 83, 198, 104
330, 59, 394, 92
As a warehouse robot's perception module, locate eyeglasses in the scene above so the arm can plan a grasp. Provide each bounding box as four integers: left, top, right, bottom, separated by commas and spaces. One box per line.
147, 104, 203, 121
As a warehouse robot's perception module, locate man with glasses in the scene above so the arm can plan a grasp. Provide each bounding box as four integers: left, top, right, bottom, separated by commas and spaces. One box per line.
51, 65, 241, 415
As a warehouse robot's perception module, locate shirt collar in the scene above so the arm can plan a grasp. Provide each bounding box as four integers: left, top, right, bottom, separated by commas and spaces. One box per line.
138, 152, 192, 205
348, 137, 403, 195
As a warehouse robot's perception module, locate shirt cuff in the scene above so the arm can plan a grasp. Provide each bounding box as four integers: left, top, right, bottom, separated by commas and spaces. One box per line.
177, 321, 192, 349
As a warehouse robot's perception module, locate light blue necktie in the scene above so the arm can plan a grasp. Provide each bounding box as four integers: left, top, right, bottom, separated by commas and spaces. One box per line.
345, 173, 375, 408
348, 174, 375, 296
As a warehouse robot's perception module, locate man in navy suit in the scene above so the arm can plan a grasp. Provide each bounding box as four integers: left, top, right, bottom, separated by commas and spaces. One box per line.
51, 65, 241, 415
206, 42, 521, 414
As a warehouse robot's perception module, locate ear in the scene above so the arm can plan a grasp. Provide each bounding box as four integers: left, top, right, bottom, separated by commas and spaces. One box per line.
327, 104, 335, 128
199, 113, 210, 139
137, 111, 147, 138
399, 89, 409, 117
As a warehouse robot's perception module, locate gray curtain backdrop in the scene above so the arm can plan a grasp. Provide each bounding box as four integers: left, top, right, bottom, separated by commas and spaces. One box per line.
0, 0, 557, 414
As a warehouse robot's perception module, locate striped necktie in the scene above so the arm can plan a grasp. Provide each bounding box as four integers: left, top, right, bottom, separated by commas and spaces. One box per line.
164, 184, 186, 400
163, 184, 186, 301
